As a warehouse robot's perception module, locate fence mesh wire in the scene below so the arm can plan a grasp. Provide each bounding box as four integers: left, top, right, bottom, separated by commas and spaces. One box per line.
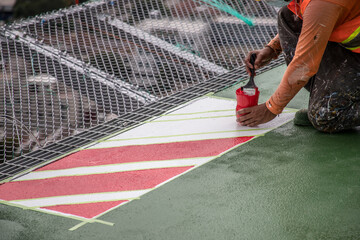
0, 0, 278, 168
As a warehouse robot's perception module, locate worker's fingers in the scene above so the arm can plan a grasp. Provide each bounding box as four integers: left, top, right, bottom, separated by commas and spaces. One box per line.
244, 51, 258, 75
244, 51, 252, 62
238, 118, 257, 126
237, 104, 263, 126
245, 57, 254, 69
237, 103, 275, 127
238, 117, 253, 125
237, 107, 252, 116
246, 121, 259, 127
237, 112, 255, 125
246, 48, 274, 71
254, 53, 264, 69
245, 61, 253, 76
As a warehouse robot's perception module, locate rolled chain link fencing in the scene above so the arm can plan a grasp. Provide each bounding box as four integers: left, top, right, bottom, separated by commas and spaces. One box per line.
0, 0, 280, 179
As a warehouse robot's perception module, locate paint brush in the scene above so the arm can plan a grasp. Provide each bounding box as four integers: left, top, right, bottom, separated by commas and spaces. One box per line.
235, 53, 260, 117
241, 53, 257, 95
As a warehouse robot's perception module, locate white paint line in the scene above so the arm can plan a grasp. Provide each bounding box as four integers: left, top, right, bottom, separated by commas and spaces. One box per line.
164, 97, 236, 115
12, 189, 152, 208
89, 112, 295, 149
100, 97, 289, 141
155, 111, 235, 121
90, 129, 267, 149
14, 157, 212, 181
105, 116, 242, 141
87, 97, 296, 149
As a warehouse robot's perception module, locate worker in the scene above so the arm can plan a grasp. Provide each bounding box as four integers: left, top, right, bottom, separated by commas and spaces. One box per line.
237, 0, 360, 133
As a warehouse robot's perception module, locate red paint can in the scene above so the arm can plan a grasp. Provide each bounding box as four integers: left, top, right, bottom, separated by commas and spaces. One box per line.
236, 87, 260, 118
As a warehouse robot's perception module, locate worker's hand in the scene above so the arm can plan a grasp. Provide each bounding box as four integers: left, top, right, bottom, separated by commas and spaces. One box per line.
237, 103, 276, 127
244, 47, 276, 76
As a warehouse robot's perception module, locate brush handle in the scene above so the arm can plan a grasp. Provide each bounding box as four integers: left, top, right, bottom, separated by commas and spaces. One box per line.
247, 53, 256, 86
241, 53, 258, 89
250, 53, 256, 77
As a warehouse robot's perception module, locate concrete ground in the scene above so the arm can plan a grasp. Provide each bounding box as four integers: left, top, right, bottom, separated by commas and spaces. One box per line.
1, 65, 360, 240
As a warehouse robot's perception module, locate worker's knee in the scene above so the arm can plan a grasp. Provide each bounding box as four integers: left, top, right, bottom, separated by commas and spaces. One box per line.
308, 91, 359, 133
308, 106, 340, 133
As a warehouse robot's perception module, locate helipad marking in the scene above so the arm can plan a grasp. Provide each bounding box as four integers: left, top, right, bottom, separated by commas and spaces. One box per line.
0, 167, 194, 201
0, 96, 296, 230
42, 200, 129, 219
162, 109, 234, 116
12, 189, 152, 208
14, 157, 213, 181
33, 137, 253, 171
92, 129, 268, 148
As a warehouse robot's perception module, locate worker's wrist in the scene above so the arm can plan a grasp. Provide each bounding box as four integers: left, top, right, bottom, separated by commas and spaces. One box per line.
264, 45, 281, 59
266, 98, 283, 115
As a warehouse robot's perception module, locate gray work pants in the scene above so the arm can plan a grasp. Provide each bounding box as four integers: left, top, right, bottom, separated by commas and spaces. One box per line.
277, 6, 360, 133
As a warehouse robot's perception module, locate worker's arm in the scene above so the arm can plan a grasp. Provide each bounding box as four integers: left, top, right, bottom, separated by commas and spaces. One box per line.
266, 0, 344, 115
238, 1, 345, 126
266, 34, 282, 58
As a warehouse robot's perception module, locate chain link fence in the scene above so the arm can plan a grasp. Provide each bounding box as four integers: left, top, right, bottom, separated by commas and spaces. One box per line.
0, 0, 278, 167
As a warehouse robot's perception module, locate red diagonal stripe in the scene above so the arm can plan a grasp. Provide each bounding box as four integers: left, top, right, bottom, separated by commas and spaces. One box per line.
0, 167, 193, 201
42, 200, 128, 219
37, 137, 253, 171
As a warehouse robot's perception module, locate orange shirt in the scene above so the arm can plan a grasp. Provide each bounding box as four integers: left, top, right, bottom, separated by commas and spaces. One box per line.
266, 0, 360, 115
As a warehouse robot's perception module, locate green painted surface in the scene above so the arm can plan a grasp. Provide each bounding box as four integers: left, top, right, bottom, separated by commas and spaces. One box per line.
1, 65, 360, 240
